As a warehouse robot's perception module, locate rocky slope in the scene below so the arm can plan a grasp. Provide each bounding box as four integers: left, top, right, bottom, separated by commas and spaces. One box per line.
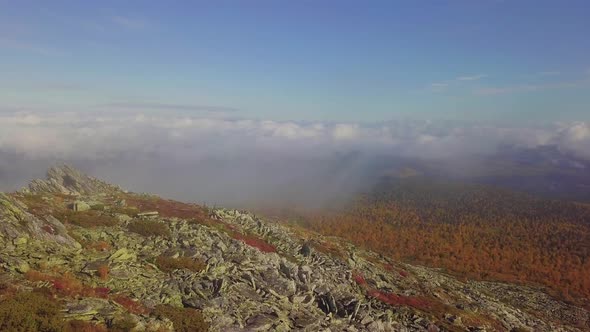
0, 165, 588, 331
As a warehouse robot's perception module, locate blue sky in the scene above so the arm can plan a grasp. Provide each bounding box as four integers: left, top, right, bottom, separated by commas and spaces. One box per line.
1, 0, 589, 123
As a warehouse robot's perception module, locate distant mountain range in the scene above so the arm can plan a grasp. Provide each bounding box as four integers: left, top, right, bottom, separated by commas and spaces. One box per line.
367, 144, 590, 203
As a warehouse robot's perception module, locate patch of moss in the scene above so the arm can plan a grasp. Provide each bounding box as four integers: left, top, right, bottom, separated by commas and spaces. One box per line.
90, 204, 105, 211
154, 304, 209, 332
154, 255, 205, 273
54, 210, 118, 228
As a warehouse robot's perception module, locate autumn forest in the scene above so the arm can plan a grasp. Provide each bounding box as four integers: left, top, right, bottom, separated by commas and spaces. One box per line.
281, 177, 590, 307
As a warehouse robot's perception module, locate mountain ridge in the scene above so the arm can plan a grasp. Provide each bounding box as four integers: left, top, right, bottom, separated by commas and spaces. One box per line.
0, 165, 587, 331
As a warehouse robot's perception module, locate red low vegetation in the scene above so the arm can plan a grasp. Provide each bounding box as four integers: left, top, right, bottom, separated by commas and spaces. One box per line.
93, 287, 111, 298
112, 294, 149, 315
310, 240, 347, 260
383, 264, 394, 271
353, 272, 432, 311
86, 240, 111, 252
353, 273, 367, 286
127, 196, 275, 254
366, 289, 432, 311
41, 225, 56, 234
25, 270, 110, 299
125, 196, 208, 220
25, 269, 148, 318
97, 265, 109, 281
232, 233, 276, 253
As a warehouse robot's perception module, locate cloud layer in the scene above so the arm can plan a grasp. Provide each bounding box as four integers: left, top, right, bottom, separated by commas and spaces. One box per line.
1, 109, 589, 207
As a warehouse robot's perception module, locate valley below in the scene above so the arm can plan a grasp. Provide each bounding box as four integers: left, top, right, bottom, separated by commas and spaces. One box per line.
0, 165, 588, 331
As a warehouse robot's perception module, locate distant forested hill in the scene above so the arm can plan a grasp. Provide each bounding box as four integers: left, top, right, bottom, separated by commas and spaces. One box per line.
286, 176, 590, 306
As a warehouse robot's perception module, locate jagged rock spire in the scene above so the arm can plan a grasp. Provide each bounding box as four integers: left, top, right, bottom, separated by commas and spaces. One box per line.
26, 164, 121, 196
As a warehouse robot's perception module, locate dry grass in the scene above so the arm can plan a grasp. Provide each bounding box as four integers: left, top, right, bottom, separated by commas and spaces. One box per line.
154, 304, 209, 332
128, 220, 170, 237
55, 210, 118, 228
65, 320, 108, 332
125, 195, 208, 220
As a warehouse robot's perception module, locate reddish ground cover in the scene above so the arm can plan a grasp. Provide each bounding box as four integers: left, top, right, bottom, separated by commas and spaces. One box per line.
232, 233, 277, 253
352, 272, 432, 311
26, 270, 110, 299
125, 196, 208, 220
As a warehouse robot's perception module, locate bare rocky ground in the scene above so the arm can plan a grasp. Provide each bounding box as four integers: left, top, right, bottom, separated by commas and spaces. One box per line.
0, 165, 588, 331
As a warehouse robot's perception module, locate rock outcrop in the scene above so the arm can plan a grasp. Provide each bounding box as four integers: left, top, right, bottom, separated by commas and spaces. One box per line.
26, 164, 121, 196
0, 192, 79, 248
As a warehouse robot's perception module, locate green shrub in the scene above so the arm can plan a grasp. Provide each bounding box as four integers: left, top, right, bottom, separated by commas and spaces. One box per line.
128, 220, 170, 237
0, 291, 65, 331
90, 204, 105, 211
154, 305, 209, 332
155, 255, 205, 273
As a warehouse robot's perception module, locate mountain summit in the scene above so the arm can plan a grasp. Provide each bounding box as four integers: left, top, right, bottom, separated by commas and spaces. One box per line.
0, 166, 587, 331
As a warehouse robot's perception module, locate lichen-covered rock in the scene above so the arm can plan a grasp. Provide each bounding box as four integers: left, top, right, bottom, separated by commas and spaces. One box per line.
0, 193, 79, 248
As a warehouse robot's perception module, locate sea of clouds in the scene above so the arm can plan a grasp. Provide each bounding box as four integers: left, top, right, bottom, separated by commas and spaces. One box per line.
1, 109, 589, 207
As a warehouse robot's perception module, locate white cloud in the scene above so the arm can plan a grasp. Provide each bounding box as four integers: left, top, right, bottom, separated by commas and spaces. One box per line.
1, 109, 590, 206
0, 109, 587, 161
560, 122, 590, 142
457, 74, 487, 81
429, 74, 486, 91
332, 124, 359, 141
475, 80, 586, 95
